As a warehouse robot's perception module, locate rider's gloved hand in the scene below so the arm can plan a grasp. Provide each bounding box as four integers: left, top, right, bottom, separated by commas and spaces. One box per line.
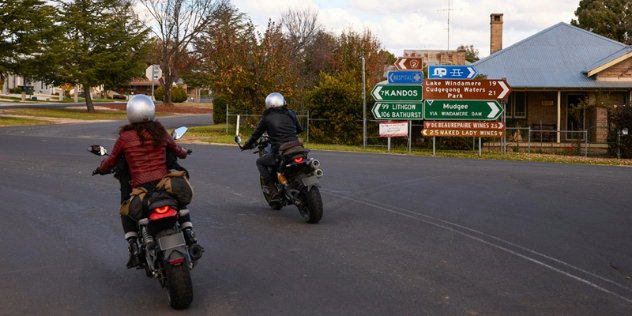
92, 166, 102, 176
242, 142, 253, 150
185, 148, 192, 155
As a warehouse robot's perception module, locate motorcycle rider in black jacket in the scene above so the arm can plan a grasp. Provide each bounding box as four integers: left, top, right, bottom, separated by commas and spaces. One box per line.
242, 92, 304, 204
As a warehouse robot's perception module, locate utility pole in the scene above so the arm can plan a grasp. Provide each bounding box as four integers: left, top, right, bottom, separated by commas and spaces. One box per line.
362, 56, 367, 149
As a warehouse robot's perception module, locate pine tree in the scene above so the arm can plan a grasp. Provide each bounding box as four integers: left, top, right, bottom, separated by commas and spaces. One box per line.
0, 0, 61, 88
54, 0, 150, 112
571, 0, 632, 44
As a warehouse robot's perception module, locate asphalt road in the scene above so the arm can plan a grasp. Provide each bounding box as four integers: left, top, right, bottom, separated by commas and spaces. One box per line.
1, 116, 631, 315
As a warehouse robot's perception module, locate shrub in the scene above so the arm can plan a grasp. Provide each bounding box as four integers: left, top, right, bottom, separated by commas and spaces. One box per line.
154, 85, 187, 103
306, 71, 364, 145
172, 85, 188, 103
9, 87, 22, 94
212, 94, 228, 124
154, 86, 164, 101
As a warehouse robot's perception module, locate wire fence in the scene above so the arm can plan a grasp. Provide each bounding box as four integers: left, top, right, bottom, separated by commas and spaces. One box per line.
225, 108, 621, 158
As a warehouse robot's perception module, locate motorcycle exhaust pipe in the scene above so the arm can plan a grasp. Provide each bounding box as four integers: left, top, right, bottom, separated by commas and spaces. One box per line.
189, 244, 204, 261
309, 159, 320, 170
315, 169, 323, 178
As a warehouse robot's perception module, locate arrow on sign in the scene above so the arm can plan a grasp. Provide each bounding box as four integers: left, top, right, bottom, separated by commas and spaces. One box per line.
372, 86, 384, 101
498, 80, 510, 99
487, 101, 500, 119
372, 103, 383, 118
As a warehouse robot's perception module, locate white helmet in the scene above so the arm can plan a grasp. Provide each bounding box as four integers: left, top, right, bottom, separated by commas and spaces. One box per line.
126, 94, 155, 123
265, 92, 286, 109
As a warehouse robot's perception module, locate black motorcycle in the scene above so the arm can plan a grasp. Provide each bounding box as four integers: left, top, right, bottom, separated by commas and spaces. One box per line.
89, 126, 201, 309
236, 134, 324, 223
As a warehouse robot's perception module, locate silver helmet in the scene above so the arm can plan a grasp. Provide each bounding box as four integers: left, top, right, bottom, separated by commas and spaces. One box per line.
265, 92, 286, 109
126, 94, 155, 123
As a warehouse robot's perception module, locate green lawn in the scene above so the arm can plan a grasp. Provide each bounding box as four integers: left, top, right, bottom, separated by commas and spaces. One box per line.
0, 116, 52, 126
184, 124, 632, 167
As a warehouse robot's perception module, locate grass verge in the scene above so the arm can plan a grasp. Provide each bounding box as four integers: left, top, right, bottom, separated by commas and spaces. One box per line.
183, 124, 632, 167
0, 116, 52, 126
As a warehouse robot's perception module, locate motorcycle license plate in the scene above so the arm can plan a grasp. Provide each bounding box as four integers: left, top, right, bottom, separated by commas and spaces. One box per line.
302, 174, 319, 187
158, 233, 186, 250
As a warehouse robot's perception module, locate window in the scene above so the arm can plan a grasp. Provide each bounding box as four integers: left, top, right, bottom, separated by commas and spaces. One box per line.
506, 92, 526, 119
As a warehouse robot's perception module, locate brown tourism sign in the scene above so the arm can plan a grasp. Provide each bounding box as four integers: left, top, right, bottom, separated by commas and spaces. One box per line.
421, 129, 506, 138
423, 121, 505, 130
423, 79, 512, 100
394, 57, 423, 70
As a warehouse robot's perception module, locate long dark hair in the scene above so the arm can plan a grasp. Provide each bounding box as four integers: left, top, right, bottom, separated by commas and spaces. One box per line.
119, 121, 167, 147
263, 105, 288, 115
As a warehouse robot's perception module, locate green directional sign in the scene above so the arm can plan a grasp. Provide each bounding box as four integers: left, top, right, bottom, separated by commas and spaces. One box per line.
372, 102, 423, 120
424, 100, 503, 120
371, 84, 423, 102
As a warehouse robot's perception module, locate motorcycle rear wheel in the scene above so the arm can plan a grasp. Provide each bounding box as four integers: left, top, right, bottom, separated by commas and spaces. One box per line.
158, 230, 193, 309
299, 186, 323, 223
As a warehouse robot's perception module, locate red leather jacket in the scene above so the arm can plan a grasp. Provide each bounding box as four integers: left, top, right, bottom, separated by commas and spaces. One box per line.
99, 128, 187, 187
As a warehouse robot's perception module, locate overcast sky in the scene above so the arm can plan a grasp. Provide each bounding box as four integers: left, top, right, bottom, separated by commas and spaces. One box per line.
231, 0, 580, 59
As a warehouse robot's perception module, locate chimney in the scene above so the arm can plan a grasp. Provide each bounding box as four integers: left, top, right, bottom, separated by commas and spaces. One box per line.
490, 13, 503, 54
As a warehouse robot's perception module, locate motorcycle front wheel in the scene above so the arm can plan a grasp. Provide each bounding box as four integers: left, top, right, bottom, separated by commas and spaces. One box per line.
299, 186, 323, 223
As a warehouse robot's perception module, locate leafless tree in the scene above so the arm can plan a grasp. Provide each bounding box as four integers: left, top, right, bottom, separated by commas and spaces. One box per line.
138, 0, 229, 105
281, 8, 321, 62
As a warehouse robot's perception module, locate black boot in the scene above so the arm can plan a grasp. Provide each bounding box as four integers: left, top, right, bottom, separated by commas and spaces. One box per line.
183, 228, 204, 261
183, 227, 198, 245
266, 181, 281, 204
126, 237, 140, 269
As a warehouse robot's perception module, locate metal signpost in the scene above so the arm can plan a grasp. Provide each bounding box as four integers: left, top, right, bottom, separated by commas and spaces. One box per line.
424, 100, 503, 120
428, 65, 478, 79
423, 79, 512, 100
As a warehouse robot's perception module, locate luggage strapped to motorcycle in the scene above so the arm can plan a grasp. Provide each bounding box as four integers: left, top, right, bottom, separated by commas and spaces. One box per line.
279, 141, 309, 160
119, 171, 193, 221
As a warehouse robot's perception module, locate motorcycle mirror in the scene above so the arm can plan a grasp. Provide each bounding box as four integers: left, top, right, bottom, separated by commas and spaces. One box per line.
171, 126, 188, 140
234, 136, 242, 144
88, 145, 108, 156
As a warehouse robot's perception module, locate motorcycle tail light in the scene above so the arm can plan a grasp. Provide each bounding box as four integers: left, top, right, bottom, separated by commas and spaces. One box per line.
293, 157, 305, 163
149, 207, 177, 221
155, 206, 170, 214
170, 258, 184, 265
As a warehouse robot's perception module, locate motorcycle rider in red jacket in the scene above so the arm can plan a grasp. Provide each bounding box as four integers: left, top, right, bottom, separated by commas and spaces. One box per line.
95, 94, 201, 268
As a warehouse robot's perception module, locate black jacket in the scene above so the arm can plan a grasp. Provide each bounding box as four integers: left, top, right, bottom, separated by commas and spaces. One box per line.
245, 108, 303, 151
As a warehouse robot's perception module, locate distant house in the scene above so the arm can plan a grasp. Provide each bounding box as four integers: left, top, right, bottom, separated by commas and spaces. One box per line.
473, 15, 631, 144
